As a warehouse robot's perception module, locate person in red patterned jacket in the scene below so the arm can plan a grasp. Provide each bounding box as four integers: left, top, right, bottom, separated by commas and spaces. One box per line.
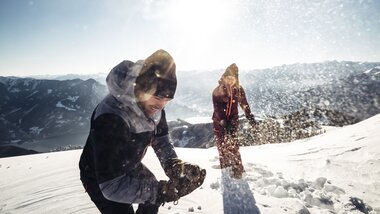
212, 63, 256, 179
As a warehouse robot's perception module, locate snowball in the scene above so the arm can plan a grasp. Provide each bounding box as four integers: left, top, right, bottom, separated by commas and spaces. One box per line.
324, 184, 345, 195
311, 177, 327, 190
272, 186, 288, 198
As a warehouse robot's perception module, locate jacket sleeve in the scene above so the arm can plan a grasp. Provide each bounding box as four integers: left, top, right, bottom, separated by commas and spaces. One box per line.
238, 87, 256, 124
151, 110, 178, 173
212, 87, 227, 132
91, 114, 158, 204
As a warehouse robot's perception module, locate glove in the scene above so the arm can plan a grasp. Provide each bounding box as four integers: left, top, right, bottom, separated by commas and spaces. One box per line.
156, 180, 181, 205
175, 167, 206, 198
158, 161, 207, 205
167, 161, 207, 198
249, 119, 257, 128
156, 169, 207, 205
164, 158, 204, 181
248, 115, 257, 128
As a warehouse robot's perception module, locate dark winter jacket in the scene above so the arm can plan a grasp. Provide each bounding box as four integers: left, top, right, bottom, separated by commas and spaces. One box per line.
79, 60, 178, 204
212, 83, 255, 137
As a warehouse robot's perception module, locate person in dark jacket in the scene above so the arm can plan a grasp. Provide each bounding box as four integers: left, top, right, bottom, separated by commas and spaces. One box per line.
79, 49, 206, 214
212, 63, 256, 179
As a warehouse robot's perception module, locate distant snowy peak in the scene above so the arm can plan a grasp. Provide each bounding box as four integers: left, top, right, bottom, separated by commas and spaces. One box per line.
363, 66, 380, 75
0, 77, 41, 91
22, 73, 108, 86
0, 77, 103, 94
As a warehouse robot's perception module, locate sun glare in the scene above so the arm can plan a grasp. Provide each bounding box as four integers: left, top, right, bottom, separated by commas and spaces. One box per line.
163, 0, 239, 35
149, 0, 243, 69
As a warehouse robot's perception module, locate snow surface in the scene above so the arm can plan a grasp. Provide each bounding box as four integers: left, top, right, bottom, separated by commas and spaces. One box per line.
184, 116, 212, 124
1, 114, 380, 213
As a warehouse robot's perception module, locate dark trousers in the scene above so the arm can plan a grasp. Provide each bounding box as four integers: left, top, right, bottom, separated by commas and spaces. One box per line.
82, 179, 159, 214
214, 128, 245, 178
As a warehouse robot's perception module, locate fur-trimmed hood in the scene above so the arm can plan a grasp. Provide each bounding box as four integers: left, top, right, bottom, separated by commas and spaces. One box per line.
94, 60, 161, 133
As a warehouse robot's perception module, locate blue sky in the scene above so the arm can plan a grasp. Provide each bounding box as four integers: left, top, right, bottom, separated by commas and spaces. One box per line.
1, 0, 380, 76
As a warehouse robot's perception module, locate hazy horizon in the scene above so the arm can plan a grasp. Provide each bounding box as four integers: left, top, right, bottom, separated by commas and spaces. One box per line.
0, 59, 378, 78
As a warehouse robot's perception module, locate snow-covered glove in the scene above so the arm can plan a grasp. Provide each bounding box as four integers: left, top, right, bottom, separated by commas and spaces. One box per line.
156, 168, 207, 205
156, 180, 181, 205
249, 119, 257, 128
164, 158, 204, 180
247, 115, 257, 128
175, 167, 206, 197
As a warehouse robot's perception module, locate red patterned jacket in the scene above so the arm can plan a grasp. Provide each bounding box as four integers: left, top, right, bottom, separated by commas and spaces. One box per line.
212, 83, 255, 138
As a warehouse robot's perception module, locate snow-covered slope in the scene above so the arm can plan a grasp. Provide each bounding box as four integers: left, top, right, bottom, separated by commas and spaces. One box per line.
0, 114, 380, 213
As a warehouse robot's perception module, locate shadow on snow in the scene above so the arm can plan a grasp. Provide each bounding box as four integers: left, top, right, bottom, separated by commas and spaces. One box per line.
221, 169, 260, 214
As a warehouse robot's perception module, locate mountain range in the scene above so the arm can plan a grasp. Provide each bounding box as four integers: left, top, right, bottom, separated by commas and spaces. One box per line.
1, 60, 379, 154
0, 77, 107, 145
